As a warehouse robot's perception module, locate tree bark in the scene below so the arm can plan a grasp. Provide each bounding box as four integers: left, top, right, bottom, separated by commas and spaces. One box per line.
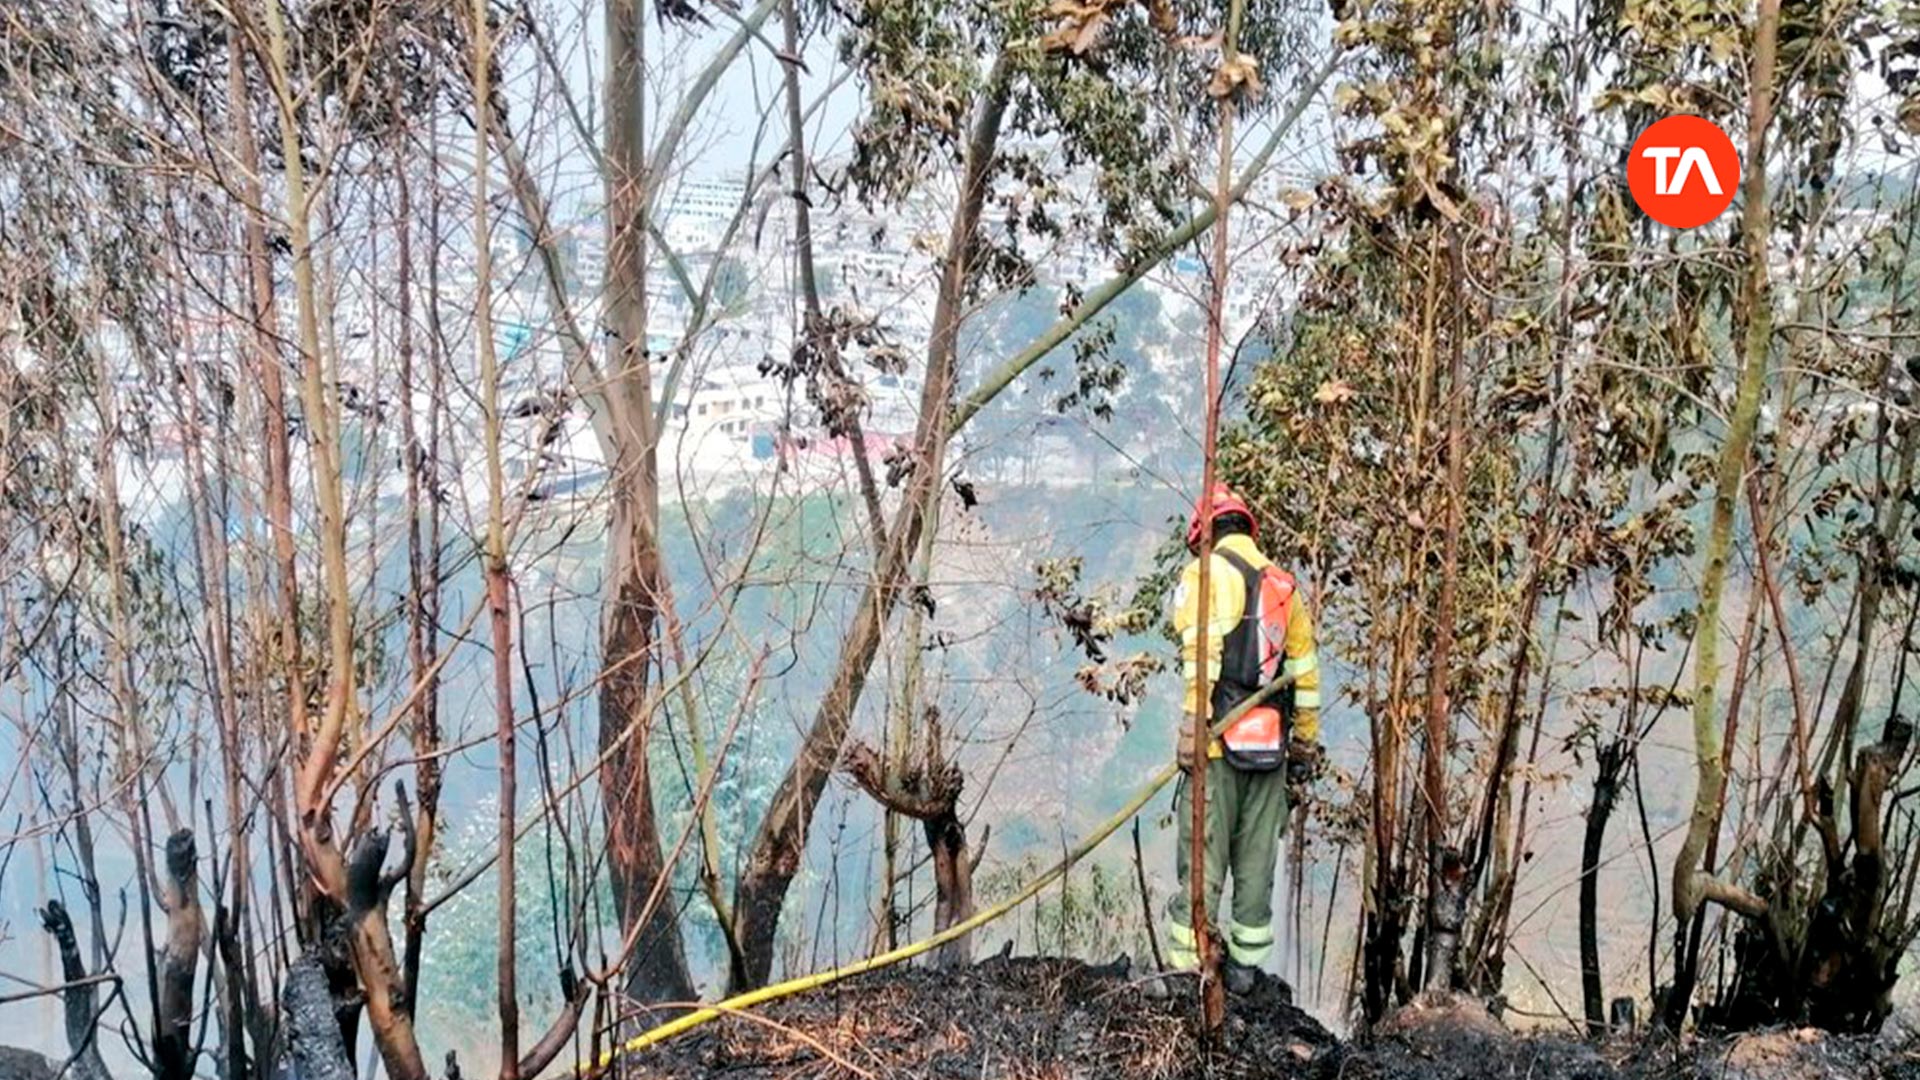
154, 830, 205, 1080
925, 810, 976, 969
600, 0, 696, 1007
1420, 233, 1469, 990
1664, 0, 1781, 1031
342, 829, 420, 1078
844, 736, 976, 967
468, 1, 522, 1068
394, 116, 445, 1023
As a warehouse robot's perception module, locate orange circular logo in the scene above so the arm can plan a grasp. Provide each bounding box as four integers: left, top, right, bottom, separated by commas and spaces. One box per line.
1626, 116, 1740, 229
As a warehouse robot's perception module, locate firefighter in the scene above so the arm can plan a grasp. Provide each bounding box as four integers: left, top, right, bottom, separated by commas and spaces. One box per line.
1160, 484, 1322, 995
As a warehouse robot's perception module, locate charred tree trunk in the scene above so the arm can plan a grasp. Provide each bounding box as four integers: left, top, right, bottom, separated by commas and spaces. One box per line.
211, 902, 252, 1080
599, 529, 693, 1006
395, 118, 445, 1022
1581, 742, 1626, 1036
36, 903, 108, 1080
341, 828, 420, 1079
283, 957, 355, 1080
1424, 851, 1468, 994
1709, 721, 1913, 1033
155, 830, 205, 1080
1364, 876, 1411, 1025
924, 810, 977, 969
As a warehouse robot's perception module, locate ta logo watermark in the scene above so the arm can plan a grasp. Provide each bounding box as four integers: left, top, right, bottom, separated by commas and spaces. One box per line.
1627, 115, 1740, 229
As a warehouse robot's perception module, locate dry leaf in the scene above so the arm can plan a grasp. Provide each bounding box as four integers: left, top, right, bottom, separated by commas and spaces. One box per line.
1208, 52, 1264, 101
1280, 187, 1315, 212
1313, 378, 1355, 404
1042, 0, 1119, 54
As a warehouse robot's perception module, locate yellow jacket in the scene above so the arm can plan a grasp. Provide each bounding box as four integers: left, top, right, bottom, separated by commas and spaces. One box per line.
1172, 532, 1322, 749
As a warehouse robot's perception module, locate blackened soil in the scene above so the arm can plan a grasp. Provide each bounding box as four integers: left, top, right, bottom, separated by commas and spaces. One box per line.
618, 957, 1920, 1080
622, 955, 1335, 1078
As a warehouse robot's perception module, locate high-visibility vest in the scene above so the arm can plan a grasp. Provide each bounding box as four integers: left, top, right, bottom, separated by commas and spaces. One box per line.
1212, 548, 1295, 771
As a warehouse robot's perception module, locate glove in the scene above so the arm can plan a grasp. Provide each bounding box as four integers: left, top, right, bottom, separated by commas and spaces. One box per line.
1286, 738, 1323, 788
1176, 712, 1204, 772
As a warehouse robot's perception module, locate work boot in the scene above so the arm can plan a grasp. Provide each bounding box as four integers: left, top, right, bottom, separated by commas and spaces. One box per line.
1224, 961, 1260, 996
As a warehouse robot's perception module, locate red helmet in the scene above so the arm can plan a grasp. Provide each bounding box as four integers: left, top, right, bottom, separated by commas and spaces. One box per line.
1186, 484, 1256, 550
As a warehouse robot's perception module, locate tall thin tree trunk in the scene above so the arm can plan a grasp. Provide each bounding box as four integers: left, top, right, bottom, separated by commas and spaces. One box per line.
1664, 0, 1781, 1031
778, 0, 885, 548
1420, 232, 1468, 990
1188, 0, 1250, 1032
257, 1, 428, 1071
469, 1, 521, 1069
888, 486, 942, 953
172, 240, 255, 1079
227, 20, 315, 974
395, 123, 444, 1019
601, 0, 695, 1006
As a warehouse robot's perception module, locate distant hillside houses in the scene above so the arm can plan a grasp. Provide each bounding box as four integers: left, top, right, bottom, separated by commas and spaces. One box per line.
109, 165, 1311, 528
483, 161, 1309, 502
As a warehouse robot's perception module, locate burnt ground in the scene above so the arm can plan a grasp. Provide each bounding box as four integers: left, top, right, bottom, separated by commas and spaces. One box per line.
618, 956, 1920, 1080
623, 955, 1333, 1079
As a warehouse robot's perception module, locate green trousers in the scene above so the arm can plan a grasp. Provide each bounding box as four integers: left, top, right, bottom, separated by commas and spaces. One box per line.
1164, 758, 1289, 970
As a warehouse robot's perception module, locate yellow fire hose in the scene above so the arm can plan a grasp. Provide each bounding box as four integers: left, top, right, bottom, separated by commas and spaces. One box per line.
575, 675, 1296, 1075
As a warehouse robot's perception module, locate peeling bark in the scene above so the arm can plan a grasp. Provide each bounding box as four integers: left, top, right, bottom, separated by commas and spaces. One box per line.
341, 829, 425, 1080
155, 830, 204, 1080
